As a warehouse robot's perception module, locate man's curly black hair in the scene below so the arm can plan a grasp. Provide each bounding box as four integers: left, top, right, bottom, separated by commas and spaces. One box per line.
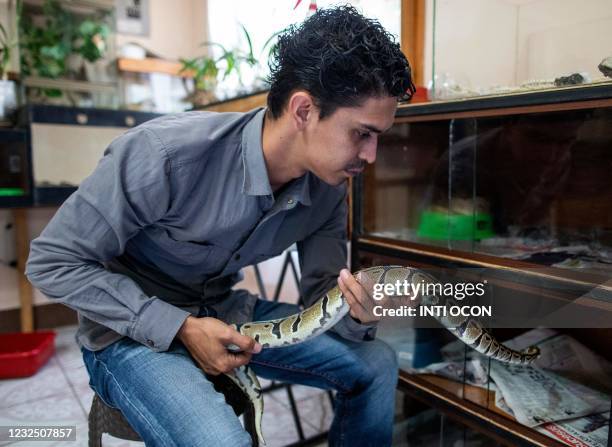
267, 5, 416, 120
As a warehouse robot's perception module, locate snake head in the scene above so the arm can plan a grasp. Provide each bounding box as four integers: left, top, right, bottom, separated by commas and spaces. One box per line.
522, 345, 541, 363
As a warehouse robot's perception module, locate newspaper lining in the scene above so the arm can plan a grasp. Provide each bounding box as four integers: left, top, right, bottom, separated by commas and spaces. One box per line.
409, 328, 611, 447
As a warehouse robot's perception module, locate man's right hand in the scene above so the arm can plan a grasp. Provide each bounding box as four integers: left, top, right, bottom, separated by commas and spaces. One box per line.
177, 316, 262, 375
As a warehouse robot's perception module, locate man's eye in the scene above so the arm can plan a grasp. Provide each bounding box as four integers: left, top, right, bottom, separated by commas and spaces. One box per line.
357, 131, 371, 139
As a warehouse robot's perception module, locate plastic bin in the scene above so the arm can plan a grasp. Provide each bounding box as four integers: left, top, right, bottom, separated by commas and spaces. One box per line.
0, 331, 56, 379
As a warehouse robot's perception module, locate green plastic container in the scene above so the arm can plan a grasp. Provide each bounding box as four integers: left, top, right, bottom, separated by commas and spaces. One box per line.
0, 188, 25, 197
417, 211, 494, 241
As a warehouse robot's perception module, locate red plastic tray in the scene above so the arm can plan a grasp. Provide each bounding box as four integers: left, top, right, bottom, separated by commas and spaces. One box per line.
0, 331, 56, 379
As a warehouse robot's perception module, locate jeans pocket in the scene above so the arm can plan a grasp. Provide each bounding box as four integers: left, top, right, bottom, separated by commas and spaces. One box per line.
81, 348, 118, 409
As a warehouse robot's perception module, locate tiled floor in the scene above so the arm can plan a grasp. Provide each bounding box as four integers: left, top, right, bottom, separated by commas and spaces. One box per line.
0, 325, 333, 447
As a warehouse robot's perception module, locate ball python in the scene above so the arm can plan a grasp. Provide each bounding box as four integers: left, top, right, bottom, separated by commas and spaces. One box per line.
226, 265, 541, 446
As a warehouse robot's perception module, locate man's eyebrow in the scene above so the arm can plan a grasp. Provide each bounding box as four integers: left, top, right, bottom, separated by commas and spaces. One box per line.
359, 123, 385, 134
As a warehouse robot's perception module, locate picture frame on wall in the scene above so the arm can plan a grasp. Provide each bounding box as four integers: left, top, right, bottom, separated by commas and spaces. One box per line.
116, 0, 150, 36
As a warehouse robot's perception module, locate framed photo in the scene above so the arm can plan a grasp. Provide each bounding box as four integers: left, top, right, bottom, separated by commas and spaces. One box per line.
116, 0, 150, 36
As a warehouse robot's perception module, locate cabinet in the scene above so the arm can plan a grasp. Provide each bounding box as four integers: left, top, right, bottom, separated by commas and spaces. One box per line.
0, 129, 30, 208
351, 85, 612, 446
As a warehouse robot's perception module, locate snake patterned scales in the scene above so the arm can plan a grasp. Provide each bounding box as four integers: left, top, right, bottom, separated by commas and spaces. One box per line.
226, 265, 541, 446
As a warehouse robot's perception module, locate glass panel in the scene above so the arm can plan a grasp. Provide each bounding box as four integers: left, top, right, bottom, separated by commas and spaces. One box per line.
359, 250, 611, 446
364, 118, 481, 252
365, 105, 612, 279
121, 71, 193, 113
474, 107, 612, 278
0, 131, 28, 197
429, 0, 612, 100
364, 120, 452, 249
31, 123, 127, 187
19, 1, 119, 109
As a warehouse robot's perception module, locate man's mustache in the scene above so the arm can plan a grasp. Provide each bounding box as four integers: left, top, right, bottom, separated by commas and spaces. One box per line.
345, 160, 365, 170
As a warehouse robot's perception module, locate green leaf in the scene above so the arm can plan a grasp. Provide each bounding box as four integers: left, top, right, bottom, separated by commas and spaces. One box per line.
239, 23, 254, 61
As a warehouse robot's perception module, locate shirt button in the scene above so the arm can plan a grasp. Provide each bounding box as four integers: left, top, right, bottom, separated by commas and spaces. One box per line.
146, 339, 155, 347
287, 198, 294, 205
235, 254, 241, 261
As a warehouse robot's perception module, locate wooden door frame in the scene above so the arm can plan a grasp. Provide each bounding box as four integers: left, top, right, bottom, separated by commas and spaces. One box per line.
401, 0, 426, 87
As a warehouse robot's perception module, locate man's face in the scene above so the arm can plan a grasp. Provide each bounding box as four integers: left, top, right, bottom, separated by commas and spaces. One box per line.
303, 96, 397, 185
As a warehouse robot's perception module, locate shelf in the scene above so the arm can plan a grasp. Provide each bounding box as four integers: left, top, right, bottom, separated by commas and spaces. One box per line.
22, 0, 114, 12
117, 57, 194, 78
398, 372, 568, 447
356, 236, 612, 294
396, 82, 612, 119
23, 76, 118, 93
22, 104, 162, 128
197, 91, 268, 113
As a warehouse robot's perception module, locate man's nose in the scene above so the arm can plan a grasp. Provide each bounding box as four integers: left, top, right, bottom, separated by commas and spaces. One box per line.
359, 138, 377, 164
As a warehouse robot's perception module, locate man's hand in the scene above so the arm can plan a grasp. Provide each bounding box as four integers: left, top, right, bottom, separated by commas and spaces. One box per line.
337, 268, 420, 324
177, 316, 262, 375
337, 268, 379, 324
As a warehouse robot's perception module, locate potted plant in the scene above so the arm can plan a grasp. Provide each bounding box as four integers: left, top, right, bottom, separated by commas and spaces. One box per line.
179, 25, 258, 107
18, 0, 112, 104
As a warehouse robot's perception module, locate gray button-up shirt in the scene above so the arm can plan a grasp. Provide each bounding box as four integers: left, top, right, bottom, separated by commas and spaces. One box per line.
26, 108, 376, 352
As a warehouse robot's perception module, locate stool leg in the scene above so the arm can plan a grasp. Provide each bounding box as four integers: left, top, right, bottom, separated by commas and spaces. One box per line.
88, 397, 103, 447
253, 264, 268, 301
272, 252, 292, 302
285, 384, 305, 440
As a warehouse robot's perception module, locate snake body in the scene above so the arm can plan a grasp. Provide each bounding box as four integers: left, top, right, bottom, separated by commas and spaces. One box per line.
227, 265, 540, 446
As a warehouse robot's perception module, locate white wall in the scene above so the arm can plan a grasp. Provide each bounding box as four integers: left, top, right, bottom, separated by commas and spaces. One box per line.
424, 0, 612, 92
516, 0, 612, 82
115, 0, 209, 60
433, 0, 518, 90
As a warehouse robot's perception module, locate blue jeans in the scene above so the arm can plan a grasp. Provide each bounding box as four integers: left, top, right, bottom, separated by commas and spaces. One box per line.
82, 300, 398, 446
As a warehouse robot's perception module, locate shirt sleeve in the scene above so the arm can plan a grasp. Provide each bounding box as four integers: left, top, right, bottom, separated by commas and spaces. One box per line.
25, 127, 190, 352
296, 185, 377, 342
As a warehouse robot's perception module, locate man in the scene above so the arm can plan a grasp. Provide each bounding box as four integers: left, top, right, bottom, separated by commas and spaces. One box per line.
26, 6, 415, 446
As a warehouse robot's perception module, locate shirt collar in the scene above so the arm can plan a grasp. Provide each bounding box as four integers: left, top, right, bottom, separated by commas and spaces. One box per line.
287, 172, 312, 207
242, 108, 273, 196
241, 107, 312, 207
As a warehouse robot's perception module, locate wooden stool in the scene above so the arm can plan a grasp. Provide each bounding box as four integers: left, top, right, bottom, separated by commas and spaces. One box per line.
88, 373, 258, 446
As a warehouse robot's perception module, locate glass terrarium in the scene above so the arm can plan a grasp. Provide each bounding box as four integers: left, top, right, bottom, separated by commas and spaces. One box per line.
355, 98, 612, 443
361, 102, 612, 281
18, 0, 119, 109
427, 0, 612, 100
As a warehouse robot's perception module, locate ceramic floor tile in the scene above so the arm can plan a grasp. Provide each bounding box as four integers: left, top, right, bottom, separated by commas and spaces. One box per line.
259, 395, 301, 447
55, 343, 83, 370
296, 392, 334, 439
53, 325, 78, 343
73, 383, 94, 417
0, 357, 71, 409
262, 384, 298, 407
2, 421, 144, 447
99, 433, 144, 447
60, 362, 90, 390
53, 328, 83, 368
284, 384, 329, 402
0, 392, 86, 447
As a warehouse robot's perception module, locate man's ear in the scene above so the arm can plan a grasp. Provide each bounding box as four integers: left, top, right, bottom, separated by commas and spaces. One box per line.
287, 91, 315, 130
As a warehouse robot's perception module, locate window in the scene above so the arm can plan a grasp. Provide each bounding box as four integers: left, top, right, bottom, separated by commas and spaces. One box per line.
206, 0, 401, 99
